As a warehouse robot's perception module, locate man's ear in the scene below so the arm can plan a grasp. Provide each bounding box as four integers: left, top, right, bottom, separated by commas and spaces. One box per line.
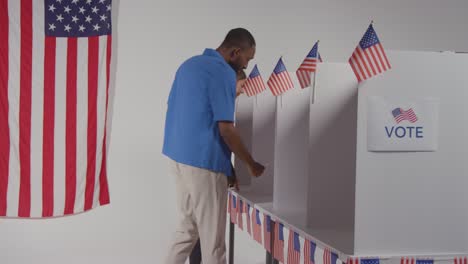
230, 47, 241, 58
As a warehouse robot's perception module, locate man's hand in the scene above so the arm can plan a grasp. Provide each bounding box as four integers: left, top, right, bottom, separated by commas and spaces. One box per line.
228, 178, 240, 191
248, 161, 265, 177
218, 121, 265, 178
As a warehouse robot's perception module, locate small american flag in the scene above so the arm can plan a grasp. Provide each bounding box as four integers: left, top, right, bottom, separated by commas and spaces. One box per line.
304, 239, 316, 264
296, 41, 322, 89
287, 231, 301, 264
348, 23, 391, 82
347, 258, 360, 264
253, 208, 263, 244
273, 222, 285, 262
267, 57, 294, 96
237, 199, 243, 230
246, 203, 252, 235
230, 195, 237, 224
323, 248, 339, 264
392, 108, 418, 123
263, 214, 272, 252
361, 259, 380, 264
455, 257, 468, 264
243, 64, 266, 97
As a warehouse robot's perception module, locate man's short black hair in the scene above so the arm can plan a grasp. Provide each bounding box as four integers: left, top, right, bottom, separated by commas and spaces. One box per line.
221, 28, 256, 49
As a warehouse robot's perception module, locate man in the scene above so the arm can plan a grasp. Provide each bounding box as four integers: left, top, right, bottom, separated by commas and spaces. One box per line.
189, 69, 247, 264
163, 28, 265, 264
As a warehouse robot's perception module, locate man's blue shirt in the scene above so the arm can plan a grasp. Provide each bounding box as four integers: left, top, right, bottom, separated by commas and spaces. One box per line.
163, 49, 236, 177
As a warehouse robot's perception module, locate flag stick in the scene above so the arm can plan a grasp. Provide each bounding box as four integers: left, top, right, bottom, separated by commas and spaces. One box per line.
311, 72, 317, 104
311, 40, 319, 104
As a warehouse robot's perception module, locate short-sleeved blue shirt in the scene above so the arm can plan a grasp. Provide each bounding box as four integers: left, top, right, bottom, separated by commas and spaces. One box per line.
162, 49, 236, 177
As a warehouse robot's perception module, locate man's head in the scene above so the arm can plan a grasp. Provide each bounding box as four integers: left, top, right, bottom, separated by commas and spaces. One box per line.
217, 28, 256, 72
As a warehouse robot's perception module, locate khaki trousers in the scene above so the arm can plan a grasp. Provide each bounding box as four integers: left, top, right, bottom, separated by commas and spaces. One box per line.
165, 160, 228, 264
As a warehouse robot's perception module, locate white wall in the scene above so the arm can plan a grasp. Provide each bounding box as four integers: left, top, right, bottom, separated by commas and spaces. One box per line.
1, 0, 468, 263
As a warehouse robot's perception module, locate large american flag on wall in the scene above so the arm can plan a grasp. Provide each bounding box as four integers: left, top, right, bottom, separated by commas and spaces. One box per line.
0, 0, 112, 218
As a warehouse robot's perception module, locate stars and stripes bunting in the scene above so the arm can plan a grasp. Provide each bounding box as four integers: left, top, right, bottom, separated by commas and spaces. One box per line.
267, 57, 294, 96
253, 208, 263, 244
237, 199, 243, 230
287, 231, 301, 264
348, 23, 391, 82
455, 257, 468, 264
323, 248, 339, 264
360, 258, 380, 264
230, 194, 237, 224
347, 257, 360, 264
273, 222, 285, 263
401, 258, 416, 264
263, 214, 272, 252
304, 239, 316, 264
415, 260, 434, 264
401, 258, 434, 264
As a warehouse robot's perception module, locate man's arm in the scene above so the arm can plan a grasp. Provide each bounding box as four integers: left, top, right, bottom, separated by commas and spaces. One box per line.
218, 121, 264, 177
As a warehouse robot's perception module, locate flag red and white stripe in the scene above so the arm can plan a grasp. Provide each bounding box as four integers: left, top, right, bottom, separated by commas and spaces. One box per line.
324, 248, 333, 264
454, 257, 468, 264
348, 258, 360, 264
237, 199, 244, 230
0, 0, 111, 218
348, 24, 391, 83
252, 208, 263, 244
243, 64, 266, 97
304, 239, 317, 264
296, 42, 322, 89
401, 258, 415, 264
288, 231, 301, 264
230, 194, 237, 224
273, 222, 285, 263
267, 58, 294, 96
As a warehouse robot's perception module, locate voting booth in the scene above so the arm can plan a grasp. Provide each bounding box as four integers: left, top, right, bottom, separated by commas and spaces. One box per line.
235, 88, 276, 202
233, 50, 468, 259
